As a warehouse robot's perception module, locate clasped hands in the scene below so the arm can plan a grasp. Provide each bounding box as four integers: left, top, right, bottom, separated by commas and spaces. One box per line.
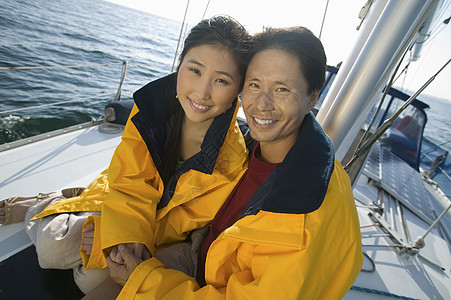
108, 243, 152, 285
81, 224, 151, 286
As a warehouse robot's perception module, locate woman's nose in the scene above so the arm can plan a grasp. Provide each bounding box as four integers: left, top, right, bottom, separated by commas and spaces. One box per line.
196, 78, 212, 100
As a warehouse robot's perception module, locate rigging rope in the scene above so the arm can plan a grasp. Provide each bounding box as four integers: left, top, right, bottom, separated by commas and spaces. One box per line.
349, 46, 410, 166
0, 61, 123, 70
0, 61, 129, 115
350, 286, 421, 300
416, 16, 449, 46
344, 58, 451, 170
361, 252, 376, 273
170, 0, 211, 72
423, 139, 451, 154
0, 92, 110, 115
318, 0, 330, 40
201, 0, 211, 19
171, 0, 190, 73
414, 202, 451, 249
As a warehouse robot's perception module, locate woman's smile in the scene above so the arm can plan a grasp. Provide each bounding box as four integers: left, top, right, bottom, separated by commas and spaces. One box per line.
188, 98, 212, 112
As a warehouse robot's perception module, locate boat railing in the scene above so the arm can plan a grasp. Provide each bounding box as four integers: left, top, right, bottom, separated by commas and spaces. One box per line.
0, 61, 131, 151
0, 120, 105, 152
0, 91, 113, 116
420, 138, 451, 198
0, 61, 128, 116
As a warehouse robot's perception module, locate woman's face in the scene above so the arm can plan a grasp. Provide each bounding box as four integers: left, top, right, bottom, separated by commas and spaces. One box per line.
177, 44, 242, 126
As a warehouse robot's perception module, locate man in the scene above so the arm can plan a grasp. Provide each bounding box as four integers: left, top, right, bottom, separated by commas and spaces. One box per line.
106, 26, 363, 299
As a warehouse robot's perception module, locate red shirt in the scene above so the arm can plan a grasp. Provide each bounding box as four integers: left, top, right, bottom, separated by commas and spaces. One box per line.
197, 144, 279, 285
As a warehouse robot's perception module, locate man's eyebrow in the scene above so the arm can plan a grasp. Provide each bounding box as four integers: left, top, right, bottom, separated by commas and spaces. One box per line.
245, 77, 260, 82
275, 80, 290, 86
245, 78, 290, 86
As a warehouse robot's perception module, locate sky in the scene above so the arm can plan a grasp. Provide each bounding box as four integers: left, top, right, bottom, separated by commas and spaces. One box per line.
107, 0, 450, 100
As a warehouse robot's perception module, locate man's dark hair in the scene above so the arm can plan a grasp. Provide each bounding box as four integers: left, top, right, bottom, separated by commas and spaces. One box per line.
250, 27, 327, 94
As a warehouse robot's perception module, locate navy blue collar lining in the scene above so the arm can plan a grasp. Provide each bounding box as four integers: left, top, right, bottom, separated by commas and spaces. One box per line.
133, 73, 178, 130
132, 73, 238, 174
241, 112, 335, 215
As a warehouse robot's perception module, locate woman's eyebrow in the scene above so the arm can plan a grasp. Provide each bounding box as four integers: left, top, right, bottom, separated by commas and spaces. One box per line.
216, 70, 234, 80
186, 59, 234, 80
186, 59, 204, 67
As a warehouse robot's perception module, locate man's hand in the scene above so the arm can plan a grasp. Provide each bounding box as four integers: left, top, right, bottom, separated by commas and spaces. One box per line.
107, 244, 144, 286
109, 243, 151, 264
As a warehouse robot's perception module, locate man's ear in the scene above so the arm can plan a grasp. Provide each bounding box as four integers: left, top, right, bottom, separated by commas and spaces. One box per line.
306, 91, 319, 113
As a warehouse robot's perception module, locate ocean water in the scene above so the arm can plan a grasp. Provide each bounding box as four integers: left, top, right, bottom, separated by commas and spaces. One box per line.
0, 0, 179, 143
419, 94, 451, 152
0, 0, 450, 154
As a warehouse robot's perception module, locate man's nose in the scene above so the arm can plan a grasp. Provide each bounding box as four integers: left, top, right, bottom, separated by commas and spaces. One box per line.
255, 91, 274, 111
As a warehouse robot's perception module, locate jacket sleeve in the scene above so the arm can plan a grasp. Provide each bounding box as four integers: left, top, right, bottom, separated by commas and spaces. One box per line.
116, 168, 363, 300
100, 104, 164, 255
81, 215, 107, 269
117, 234, 361, 300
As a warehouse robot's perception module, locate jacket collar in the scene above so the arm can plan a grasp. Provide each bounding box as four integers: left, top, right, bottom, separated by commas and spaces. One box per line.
133, 73, 178, 129
243, 112, 335, 215
133, 73, 240, 210
132, 73, 238, 175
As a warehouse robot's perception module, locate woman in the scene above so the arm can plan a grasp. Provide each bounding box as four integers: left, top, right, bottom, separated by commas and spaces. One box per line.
23, 15, 251, 294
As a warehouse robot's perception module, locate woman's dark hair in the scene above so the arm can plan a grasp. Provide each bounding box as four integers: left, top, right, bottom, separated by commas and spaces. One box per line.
249, 27, 327, 94
161, 16, 251, 184
177, 15, 251, 86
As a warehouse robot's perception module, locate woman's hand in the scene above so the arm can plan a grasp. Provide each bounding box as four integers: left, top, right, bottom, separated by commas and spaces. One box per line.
81, 223, 95, 255
107, 244, 145, 286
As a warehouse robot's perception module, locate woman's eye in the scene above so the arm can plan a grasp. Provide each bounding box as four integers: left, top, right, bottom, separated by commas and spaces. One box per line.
190, 68, 200, 75
215, 78, 229, 85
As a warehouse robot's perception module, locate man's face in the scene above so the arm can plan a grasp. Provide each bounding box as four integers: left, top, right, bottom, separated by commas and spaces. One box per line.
241, 48, 317, 149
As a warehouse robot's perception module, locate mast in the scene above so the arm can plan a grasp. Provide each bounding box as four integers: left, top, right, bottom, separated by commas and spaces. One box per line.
316, 0, 388, 130
316, 0, 439, 162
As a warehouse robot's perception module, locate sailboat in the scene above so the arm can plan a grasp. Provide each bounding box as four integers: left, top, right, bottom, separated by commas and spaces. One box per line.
0, 0, 450, 299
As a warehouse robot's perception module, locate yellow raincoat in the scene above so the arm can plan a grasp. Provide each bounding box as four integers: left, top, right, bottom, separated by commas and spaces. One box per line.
116, 113, 363, 299
87, 73, 248, 267
33, 73, 249, 270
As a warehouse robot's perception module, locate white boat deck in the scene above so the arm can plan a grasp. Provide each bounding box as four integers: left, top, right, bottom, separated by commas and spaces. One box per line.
0, 123, 123, 262
0, 123, 449, 299
345, 143, 451, 299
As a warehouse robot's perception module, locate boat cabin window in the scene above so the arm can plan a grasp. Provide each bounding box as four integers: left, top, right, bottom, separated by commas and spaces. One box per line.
315, 65, 339, 112
379, 96, 428, 170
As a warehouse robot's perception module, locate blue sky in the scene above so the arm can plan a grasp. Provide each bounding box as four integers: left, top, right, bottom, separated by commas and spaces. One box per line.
107, 0, 450, 100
